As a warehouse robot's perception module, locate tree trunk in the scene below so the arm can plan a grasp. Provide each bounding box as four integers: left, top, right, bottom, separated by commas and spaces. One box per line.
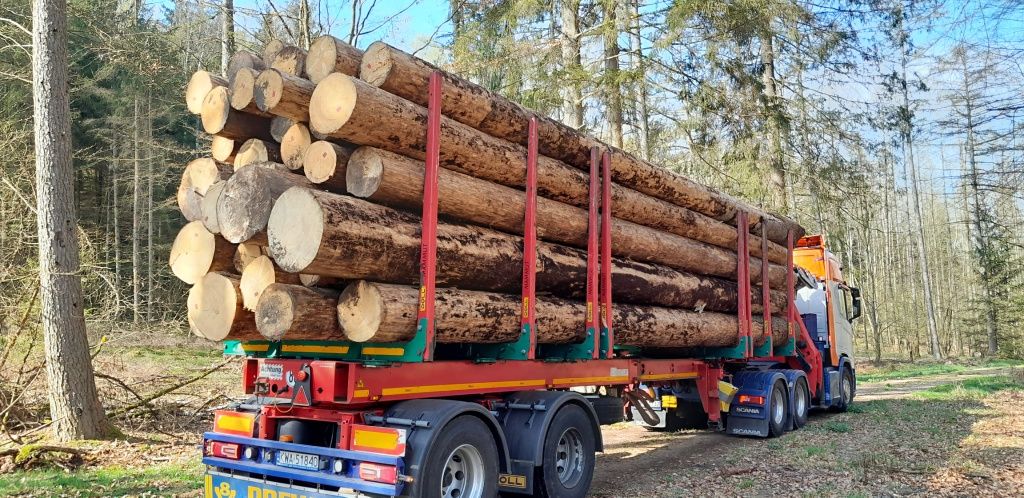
220, 0, 235, 76
32, 0, 112, 439
760, 33, 788, 213
255, 283, 340, 341
304, 140, 355, 192
132, 97, 141, 324
186, 70, 227, 114
558, 0, 584, 129
267, 188, 786, 312
255, 68, 314, 123
145, 97, 154, 319
169, 221, 236, 284
240, 255, 302, 310
234, 138, 282, 170
187, 272, 262, 341
218, 162, 312, 243
627, 0, 650, 160
307, 35, 363, 83
601, 0, 623, 148
201, 86, 273, 141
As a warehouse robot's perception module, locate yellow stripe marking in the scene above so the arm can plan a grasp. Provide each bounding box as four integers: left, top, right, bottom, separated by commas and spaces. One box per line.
353, 389, 370, 398
639, 372, 700, 381
281, 344, 350, 354
381, 379, 545, 396
552, 376, 630, 385
362, 347, 405, 356
240, 343, 270, 352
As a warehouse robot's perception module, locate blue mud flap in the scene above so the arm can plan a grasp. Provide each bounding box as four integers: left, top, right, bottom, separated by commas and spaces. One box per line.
205, 471, 364, 498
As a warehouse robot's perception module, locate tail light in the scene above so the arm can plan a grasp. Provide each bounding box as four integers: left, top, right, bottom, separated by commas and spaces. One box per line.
206, 441, 242, 460
737, 394, 765, 405
358, 463, 398, 484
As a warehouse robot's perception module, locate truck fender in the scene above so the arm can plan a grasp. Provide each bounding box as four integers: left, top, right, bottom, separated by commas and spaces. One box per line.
726, 370, 789, 437
381, 399, 511, 497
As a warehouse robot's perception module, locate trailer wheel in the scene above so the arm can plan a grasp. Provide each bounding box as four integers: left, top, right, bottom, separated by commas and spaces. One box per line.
792, 378, 809, 429
767, 381, 788, 437
535, 404, 596, 498
420, 415, 498, 498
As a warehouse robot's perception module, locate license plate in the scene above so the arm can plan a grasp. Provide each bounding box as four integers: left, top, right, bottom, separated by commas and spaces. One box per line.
276, 449, 321, 471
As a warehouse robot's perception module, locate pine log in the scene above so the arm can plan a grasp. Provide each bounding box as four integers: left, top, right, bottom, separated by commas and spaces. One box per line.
280, 123, 312, 170
187, 272, 262, 341
254, 68, 314, 123
271, 45, 307, 78
255, 283, 341, 341
304, 140, 354, 192
240, 255, 303, 311
267, 188, 787, 313
233, 240, 268, 273
200, 86, 273, 141
200, 180, 226, 234
186, 70, 227, 114
187, 157, 232, 195
227, 50, 266, 83
347, 146, 787, 286
211, 136, 240, 163
309, 73, 787, 265
306, 35, 363, 83
169, 221, 235, 284
218, 162, 312, 243
263, 40, 286, 66
270, 116, 295, 142
176, 169, 202, 221
234, 138, 282, 170
228, 67, 272, 117
299, 274, 341, 287
358, 42, 802, 244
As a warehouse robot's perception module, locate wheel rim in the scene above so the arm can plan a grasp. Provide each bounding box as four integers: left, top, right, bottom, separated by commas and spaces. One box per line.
554, 427, 586, 488
842, 374, 852, 404
441, 444, 485, 498
772, 388, 785, 425
795, 384, 807, 418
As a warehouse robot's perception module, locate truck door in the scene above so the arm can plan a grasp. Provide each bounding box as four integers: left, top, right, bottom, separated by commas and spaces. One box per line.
829, 282, 856, 362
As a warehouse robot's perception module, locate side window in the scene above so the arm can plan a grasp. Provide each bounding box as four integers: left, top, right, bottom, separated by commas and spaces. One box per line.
833, 284, 850, 322
839, 287, 853, 322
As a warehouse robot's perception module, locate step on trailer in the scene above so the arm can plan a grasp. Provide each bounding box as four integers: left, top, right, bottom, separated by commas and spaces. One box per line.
201, 72, 860, 498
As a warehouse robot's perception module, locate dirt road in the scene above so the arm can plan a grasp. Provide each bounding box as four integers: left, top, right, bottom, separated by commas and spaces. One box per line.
588, 366, 1023, 497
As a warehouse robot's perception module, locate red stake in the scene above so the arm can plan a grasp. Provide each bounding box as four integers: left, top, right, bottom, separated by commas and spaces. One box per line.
585, 148, 600, 358
736, 212, 752, 358
521, 117, 539, 359
761, 224, 772, 354
417, 71, 442, 362
600, 150, 613, 358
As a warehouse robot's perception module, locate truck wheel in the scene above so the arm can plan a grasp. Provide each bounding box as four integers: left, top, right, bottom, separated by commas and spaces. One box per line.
535, 405, 596, 498
833, 367, 854, 413
767, 381, 788, 437
792, 378, 809, 429
420, 415, 498, 498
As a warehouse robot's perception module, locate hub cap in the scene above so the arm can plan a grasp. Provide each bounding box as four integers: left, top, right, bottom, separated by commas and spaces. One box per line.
441, 444, 485, 498
772, 388, 785, 425
795, 384, 807, 418
555, 427, 586, 488
842, 374, 852, 404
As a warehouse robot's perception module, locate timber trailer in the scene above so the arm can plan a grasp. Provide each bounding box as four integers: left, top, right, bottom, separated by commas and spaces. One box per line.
201, 75, 862, 498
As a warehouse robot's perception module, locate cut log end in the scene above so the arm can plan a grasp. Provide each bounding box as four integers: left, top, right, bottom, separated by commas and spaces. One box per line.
281, 123, 311, 170
227, 50, 266, 83
200, 181, 226, 234
306, 36, 362, 83
266, 187, 324, 272
336, 280, 384, 342
187, 273, 252, 341
170, 221, 223, 284
309, 73, 357, 135
188, 157, 227, 194
344, 147, 383, 197
186, 70, 227, 114
218, 163, 298, 243
240, 255, 277, 311
210, 136, 237, 162
229, 67, 258, 111
199, 86, 231, 135
234, 241, 267, 273
358, 42, 392, 87
263, 40, 285, 65
271, 46, 307, 78
304, 140, 351, 185
254, 68, 285, 112
254, 284, 296, 341
234, 139, 280, 171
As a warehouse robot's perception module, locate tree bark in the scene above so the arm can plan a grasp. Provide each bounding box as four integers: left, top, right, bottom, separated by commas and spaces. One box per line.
271, 45, 308, 78
558, 0, 584, 129
186, 70, 227, 114
132, 97, 141, 324
169, 221, 236, 284
307, 35, 363, 83
267, 188, 786, 312
187, 272, 262, 341
240, 255, 302, 310
234, 138, 282, 170
255, 283, 340, 341
32, 0, 112, 439
601, 0, 624, 148
270, 116, 295, 143
201, 86, 273, 141
220, 0, 235, 76
218, 162, 312, 243
627, 0, 650, 160
304, 140, 354, 192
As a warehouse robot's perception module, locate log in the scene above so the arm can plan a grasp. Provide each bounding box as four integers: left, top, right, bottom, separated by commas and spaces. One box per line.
187, 157, 231, 194
254, 68, 314, 123
211, 136, 240, 163
176, 169, 202, 221
304, 140, 354, 192
271, 45, 307, 78
185, 70, 227, 114
299, 274, 341, 287
218, 162, 312, 243
228, 67, 272, 117
262, 40, 286, 66
255, 283, 340, 341
240, 255, 302, 311
280, 123, 312, 171
309, 73, 787, 265
200, 86, 273, 141
169, 221, 235, 284
227, 50, 266, 83
346, 147, 787, 286
187, 272, 262, 341
306, 35, 363, 83
267, 188, 786, 313
234, 138, 282, 170
233, 240, 268, 273
270, 116, 295, 143
359, 42, 802, 244
200, 180, 226, 234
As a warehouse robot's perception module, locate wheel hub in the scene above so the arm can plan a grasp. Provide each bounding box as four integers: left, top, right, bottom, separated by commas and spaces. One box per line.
441, 444, 485, 498
555, 427, 586, 488
772, 389, 785, 425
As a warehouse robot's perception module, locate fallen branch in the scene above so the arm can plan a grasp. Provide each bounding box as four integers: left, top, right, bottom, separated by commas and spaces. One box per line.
106, 357, 238, 419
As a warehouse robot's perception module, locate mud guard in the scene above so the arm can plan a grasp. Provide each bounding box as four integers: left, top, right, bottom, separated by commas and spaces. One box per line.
726, 370, 789, 437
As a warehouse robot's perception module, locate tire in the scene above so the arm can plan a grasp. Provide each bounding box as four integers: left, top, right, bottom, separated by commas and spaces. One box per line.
535, 405, 596, 498
833, 367, 854, 413
792, 378, 809, 429
419, 415, 498, 498
767, 381, 788, 437
588, 396, 624, 425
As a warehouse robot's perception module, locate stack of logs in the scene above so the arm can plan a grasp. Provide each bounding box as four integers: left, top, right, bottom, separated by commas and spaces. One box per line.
172, 37, 804, 351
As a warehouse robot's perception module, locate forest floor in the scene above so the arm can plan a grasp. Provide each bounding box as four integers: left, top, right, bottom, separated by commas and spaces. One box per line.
0, 340, 1019, 497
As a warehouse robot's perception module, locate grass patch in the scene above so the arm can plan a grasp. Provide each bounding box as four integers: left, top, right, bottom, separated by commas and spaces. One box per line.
824, 421, 850, 433
0, 461, 202, 496
916, 375, 1024, 401
858, 359, 1024, 383
804, 445, 827, 457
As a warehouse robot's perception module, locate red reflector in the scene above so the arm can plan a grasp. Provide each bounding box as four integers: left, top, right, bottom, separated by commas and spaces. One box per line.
359, 463, 399, 484
207, 441, 242, 460
738, 395, 765, 405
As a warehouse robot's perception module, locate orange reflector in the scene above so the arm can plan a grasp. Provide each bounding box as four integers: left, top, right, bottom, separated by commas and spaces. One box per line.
359, 462, 399, 484
738, 395, 765, 406
213, 410, 256, 437
351, 425, 407, 457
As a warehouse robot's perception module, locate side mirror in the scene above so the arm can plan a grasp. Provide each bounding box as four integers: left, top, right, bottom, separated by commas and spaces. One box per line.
849, 287, 862, 320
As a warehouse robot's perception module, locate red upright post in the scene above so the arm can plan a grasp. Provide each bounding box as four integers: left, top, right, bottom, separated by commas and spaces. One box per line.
600, 150, 614, 358
736, 212, 752, 357
417, 71, 443, 362
786, 229, 796, 344
760, 224, 772, 353
585, 148, 601, 358
521, 117, 539, 359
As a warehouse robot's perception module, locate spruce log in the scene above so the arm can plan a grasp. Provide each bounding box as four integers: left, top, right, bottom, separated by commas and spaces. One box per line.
187, 272, 262, 341
234, 138, 282, 170
240, 255, 302, 311
271, 45, 307, 78
255, 283, 340, 341
185, 70, 227, 114
227, 50, 266, 83
255, 68, 314, 123
270, 116, 296, 143
228, 67, 272, 117
299, 274, 341, 287
280, 123, 312, 170
200, 180, 226, 234
218, 162, 312, 243
359, 42, 802, 244
234, 240, 268, 273
169, 221, 235, 284
267, 188, 787, 313
306, 35, 363, 83
263, 40, 286, 65
211, 136, 240, 163
200, 86, 273, 141
347, 146, 786, 286
309, 73, 787, 265
187, 157, 232, 195
176, 169, 202, 221
304, 140, 354, 192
